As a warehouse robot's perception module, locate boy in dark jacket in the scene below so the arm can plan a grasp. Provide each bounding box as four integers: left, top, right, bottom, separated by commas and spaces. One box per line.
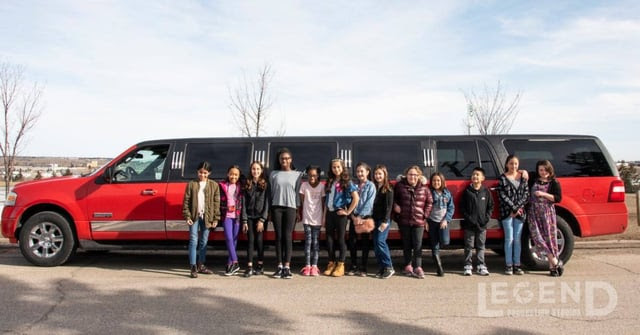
461, 167, 494, 276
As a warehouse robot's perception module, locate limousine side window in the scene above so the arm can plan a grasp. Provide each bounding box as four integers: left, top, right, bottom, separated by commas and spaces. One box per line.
268, 142, 336, 177
353, 141, 420, 179
183, 142, 253, 179
113, 145, 169, 182
436, 140, 498, 180
503, 139, 613, 177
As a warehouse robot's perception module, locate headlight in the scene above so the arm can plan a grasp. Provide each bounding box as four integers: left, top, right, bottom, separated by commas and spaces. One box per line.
5, 191, 17, 206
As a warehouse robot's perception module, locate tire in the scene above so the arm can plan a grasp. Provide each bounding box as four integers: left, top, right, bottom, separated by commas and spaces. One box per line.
521, 215, 574, 270
18, 211, 76, 267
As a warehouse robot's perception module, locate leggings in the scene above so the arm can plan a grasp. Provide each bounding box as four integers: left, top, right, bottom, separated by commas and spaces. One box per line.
223, 217, 240, 264
348, 218, 371, 269
271, 206, 296, 264
246, 218, 264, 264
399, 224, 425, 268
326, 210, 348, 262
304, 224, 321, 266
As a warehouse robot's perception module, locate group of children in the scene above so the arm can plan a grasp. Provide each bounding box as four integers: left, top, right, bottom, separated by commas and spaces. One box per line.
182, 149, 564, 279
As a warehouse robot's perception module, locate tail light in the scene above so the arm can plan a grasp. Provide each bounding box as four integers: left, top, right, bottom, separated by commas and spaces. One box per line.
608, 180, 625, 202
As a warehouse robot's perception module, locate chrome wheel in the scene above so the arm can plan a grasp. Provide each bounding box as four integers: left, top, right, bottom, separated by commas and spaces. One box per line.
27, 222, 65, 258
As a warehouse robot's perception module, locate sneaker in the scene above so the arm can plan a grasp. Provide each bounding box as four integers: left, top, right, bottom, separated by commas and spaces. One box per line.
463, 265, 472, 276
197, 263, 213, 275
272, 267, 283, 278
505, 266, 513, 275
225, 262, 240, 276
556, 260, 564, 277
282, 267, 293, 279
310, 265, 320, 276
347, 265, 359, 276
300, 265, 311, 276
243, 267, 253, 278
375, 268, 384, 278
225, 263, 231, 275
382, 267, 395, 279
550, 268, 560, 277
403, 264, 414, 276
413, 267, 425, 279
359, 267, 367, 277
513, 265, 524, 275
477, 265, 490, 276
255, 263, 264, 275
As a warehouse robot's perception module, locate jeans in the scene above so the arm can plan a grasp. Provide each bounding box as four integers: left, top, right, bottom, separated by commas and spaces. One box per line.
399, 224, 425, 268
372, 219, 392, 269
246, 218, 264, 264
304, 224, 321, 266
325, 210, 348, 262
464, 228, 486, 266
272, 206, 296, 264
188, 217, 210, 266
223, 217, 240, 264
502, 216, 524, 266
427, 219, 450, 256
348, 218, 371, 269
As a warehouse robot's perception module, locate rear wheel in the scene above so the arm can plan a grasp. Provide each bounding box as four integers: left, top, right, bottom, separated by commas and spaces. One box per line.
522, 216, 574, 270
18, 211, 76, 266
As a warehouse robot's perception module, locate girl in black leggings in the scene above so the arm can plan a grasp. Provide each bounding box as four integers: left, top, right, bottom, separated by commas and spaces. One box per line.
241, 161, 269, 277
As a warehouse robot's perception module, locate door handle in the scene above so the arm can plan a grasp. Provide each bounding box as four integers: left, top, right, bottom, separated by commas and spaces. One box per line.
141, 189, 157, 196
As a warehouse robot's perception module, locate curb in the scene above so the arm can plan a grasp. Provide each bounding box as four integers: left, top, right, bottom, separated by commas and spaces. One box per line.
574, 239, 640, 249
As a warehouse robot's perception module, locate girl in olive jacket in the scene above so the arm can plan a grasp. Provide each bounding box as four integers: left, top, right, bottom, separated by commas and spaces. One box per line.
182, 161, 221, 278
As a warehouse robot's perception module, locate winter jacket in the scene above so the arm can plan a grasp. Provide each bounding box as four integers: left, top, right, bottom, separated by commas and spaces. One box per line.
460, 183, 494, 232
182, 179, 221, 228
241, 181, 269, 223
393, 178, 433, 227
497, 173, 529, 221
219, 181, 243, 220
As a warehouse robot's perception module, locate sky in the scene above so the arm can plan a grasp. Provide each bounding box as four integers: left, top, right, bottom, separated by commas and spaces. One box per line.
1, 1, 639, 160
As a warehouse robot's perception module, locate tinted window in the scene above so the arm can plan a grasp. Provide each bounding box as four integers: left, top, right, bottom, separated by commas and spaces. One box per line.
113, 145, 169, 182
353, 141, 421, 179
184, 142, 253, 179
478, 141, 498, 179
503, 139, 613, 177
269, 142, 336, 178
436, 141, 487, 180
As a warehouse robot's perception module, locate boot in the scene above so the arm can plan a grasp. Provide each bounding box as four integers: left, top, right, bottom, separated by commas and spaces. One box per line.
197, 262, 213, 275
323, 261, 335, 276
332, 262, 345, 277
433, 254, 444, 277
190, 265, 198, 278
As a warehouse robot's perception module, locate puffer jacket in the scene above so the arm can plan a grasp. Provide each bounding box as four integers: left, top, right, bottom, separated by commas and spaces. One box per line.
393, 178, 433, 227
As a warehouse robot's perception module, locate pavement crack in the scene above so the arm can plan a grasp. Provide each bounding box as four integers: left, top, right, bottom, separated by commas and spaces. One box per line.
19, 278, 67, 333
583, 255, 639, 275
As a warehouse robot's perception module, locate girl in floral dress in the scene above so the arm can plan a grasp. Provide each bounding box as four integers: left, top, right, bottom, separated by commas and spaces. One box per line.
527, 160, 564, 276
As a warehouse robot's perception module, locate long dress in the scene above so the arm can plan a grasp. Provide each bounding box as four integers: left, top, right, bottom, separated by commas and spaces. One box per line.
527, 181, 558, 260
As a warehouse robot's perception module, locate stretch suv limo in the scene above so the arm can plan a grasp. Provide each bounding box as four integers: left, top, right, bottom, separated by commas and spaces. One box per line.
2, 135, 628, 268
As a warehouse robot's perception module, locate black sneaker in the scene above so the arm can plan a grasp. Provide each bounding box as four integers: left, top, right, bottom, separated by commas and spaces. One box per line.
224, 263, 239, 276
243, 267, 253, 278
272, 267, 283, 278
556, 260, 564, 276
382, 267, 395, 279
513, 265, 524, 275
225, 263, 231, 275
375, 268, 384, 278
282, 267, 293, 279
550, 268, 560, 277
347, 265, 359, 276
255, 264, 264, 275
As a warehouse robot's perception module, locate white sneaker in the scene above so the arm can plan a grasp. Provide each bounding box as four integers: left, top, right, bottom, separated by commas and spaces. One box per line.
477, 265, 490, 276
463, 265, 472, 276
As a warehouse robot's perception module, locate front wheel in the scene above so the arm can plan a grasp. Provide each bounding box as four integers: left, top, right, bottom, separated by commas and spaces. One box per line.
521, 216, 574, 270
18, 211, 76, 266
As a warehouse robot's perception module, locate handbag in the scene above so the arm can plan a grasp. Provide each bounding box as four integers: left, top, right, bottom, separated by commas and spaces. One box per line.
354, 216, 375, 234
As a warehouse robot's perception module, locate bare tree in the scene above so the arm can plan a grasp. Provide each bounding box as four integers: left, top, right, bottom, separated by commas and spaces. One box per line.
463, 81, 522, 135
229, 64, 277, 137
0, 62, 44, 195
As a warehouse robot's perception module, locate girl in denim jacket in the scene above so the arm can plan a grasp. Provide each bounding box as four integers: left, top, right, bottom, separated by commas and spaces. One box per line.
347, 162, 376, 276
428, 172, 454, 277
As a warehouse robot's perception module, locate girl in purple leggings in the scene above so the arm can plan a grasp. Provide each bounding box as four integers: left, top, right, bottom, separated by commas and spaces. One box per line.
220, 165, 243, 276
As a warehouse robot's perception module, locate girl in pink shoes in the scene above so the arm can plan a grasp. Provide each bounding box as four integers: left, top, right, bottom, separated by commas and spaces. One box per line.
299, 165, 325, 276
393, 165, 432, 279
220, 165, 243, 276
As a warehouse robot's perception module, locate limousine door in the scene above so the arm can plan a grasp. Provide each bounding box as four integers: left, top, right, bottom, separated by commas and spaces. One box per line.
433, 138, 501, 239
86, 144, 170, 240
